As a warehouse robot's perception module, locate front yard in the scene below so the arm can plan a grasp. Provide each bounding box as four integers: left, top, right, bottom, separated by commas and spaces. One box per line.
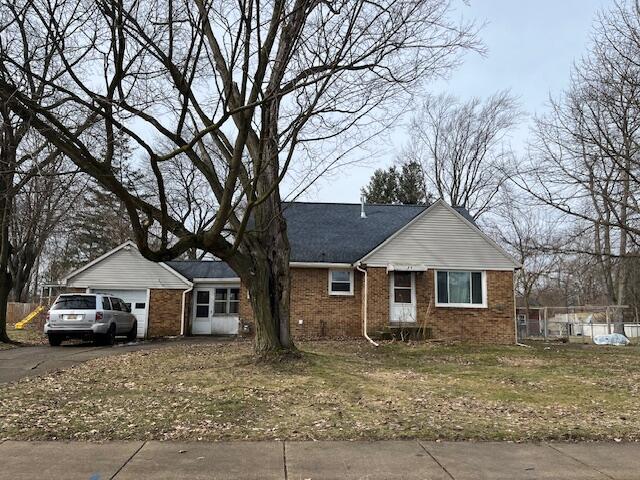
0, 326, 46, 350
1, 340, 640, 442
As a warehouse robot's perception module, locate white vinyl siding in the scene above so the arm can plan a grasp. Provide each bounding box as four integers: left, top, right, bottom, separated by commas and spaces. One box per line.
363, 202, 518, 270
67, 247, 190, 289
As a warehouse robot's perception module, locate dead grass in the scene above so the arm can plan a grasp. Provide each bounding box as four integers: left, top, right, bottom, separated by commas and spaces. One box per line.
0, 326, 46, 349
2, 340, 640, 442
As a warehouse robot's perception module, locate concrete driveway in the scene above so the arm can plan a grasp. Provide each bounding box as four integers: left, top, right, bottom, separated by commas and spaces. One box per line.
0, 339, 206, 384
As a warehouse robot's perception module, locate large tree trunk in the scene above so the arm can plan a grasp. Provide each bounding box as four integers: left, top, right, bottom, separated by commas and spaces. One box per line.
9, 248, 37, 302
245, 249, 292, 354
0, 111, 15, 343
0, 189, 13, 343
241, 95, 295, 356
234, 198, 293, 356
0, 268, 11, 343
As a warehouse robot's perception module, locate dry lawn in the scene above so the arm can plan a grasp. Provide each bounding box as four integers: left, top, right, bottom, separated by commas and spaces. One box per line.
1, 340, 640, 442
0, 326, 46, 350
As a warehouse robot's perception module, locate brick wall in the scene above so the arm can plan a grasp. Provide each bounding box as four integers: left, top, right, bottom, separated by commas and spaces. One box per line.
182, 291, 193, 335
238, 267, 515, 344
148, 289, 185, 337
366, 267, 390, 333
367, 269, 515, 344
289, 268, 362, 338
239, 267, 363, 338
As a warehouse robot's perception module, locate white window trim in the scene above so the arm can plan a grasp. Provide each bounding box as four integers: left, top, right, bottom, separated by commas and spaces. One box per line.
434, 270, 487, 308
213, 286, 240, 316
328, 269, 354, 296
389, 271, 417, 323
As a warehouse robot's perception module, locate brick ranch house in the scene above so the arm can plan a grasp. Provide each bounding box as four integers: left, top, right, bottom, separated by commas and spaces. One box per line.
63, 200, 521, 343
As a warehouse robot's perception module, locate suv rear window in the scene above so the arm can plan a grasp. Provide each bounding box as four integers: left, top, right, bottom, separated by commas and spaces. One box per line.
51, 295, 97, 310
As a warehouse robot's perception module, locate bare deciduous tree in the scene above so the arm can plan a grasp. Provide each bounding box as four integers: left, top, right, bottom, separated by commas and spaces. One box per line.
0, 0, 481, 354
406, 91, 520, 219
0, 1, 82, 342
9, 157, 84, 302
513, 0, 640, 310
486, 191, 561, 318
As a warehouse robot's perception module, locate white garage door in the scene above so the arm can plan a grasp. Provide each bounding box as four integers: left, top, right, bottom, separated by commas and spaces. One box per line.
98, 289, 149, 338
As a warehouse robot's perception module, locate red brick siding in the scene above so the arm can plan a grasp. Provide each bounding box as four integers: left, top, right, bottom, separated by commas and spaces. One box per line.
289, 268, 362, 338
367, 269, 515, 344
182, 291, 193, 335
366, 267, 391, 334
239, 267, 363, 338
238, 267, 515, 344
147, 289, 185, 337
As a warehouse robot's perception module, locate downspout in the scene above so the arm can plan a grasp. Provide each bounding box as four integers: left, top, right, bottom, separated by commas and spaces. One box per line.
356, 263, 379, 347
180, 286, 194, 336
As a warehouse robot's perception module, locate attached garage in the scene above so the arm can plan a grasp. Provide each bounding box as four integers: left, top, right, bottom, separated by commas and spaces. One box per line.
94, 289, 149, 338
63, 241, 193, 338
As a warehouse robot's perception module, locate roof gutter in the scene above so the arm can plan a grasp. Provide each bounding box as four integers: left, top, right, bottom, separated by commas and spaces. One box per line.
290, 262, 352, 269
356, 263, 379, 347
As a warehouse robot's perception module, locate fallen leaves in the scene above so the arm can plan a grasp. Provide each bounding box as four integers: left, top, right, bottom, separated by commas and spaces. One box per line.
1, 340, 640, 442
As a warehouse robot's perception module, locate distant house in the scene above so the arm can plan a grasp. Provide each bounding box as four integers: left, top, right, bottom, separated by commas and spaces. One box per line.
63, 200, 520, 343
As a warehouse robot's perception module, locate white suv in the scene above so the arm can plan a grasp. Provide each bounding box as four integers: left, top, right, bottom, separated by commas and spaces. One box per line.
44, 293, 137, 346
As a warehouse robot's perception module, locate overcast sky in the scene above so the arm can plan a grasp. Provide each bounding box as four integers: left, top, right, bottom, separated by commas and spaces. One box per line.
295, 0, 611, 204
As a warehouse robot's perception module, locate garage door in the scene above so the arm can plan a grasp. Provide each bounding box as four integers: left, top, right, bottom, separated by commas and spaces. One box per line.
97, 289, 148, 338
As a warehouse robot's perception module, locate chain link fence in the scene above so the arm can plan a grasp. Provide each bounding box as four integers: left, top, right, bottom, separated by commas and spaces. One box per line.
516, 306, 639, 343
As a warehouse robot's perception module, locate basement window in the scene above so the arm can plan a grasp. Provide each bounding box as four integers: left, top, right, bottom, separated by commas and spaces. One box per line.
329, 270, 354, 296
435, 271, 486, 308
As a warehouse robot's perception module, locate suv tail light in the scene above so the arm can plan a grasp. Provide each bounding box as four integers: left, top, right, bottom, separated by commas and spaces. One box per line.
46, 313, 50, 322
95, 311, 103, 322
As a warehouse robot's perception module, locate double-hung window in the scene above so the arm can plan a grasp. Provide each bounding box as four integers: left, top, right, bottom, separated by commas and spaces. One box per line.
328, 270, 354, 296
436, 271, 485, 307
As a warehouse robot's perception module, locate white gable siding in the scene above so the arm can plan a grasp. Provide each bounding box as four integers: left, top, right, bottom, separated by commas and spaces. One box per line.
67, 247, 189, 289
362, 202, 518, 270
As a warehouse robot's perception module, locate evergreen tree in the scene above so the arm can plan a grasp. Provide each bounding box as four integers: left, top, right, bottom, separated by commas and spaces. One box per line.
361, 166, 399, 203
361, 161, 430, 204
397, 161, 429, 204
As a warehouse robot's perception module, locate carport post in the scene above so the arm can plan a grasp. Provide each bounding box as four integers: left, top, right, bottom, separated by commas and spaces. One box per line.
543, 307, 548, 340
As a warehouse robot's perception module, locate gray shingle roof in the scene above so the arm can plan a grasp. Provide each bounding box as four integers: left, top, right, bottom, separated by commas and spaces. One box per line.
165, 261, 238, 280
164, 202, 476, 278
283, 202, 427, 263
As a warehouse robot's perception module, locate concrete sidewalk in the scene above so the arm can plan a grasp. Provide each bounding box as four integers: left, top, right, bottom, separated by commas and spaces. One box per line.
1, 440, 637, 480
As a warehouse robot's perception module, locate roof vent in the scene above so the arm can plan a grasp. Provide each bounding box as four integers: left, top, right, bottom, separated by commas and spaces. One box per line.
360, 194, 367, 219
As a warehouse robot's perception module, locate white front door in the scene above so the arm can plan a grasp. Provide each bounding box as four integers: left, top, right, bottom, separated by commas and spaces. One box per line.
390, 272, 416, 323
193, 289, 213, 335
192, 286, 240, 335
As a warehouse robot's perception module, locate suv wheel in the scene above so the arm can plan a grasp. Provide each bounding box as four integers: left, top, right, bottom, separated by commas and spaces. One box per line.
127, 321, 137, 342
96, 325, 116, 346
48, 334, 62, 346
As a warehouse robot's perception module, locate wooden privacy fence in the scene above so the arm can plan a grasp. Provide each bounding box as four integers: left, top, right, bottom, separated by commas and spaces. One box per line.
7, 302, 39, 325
